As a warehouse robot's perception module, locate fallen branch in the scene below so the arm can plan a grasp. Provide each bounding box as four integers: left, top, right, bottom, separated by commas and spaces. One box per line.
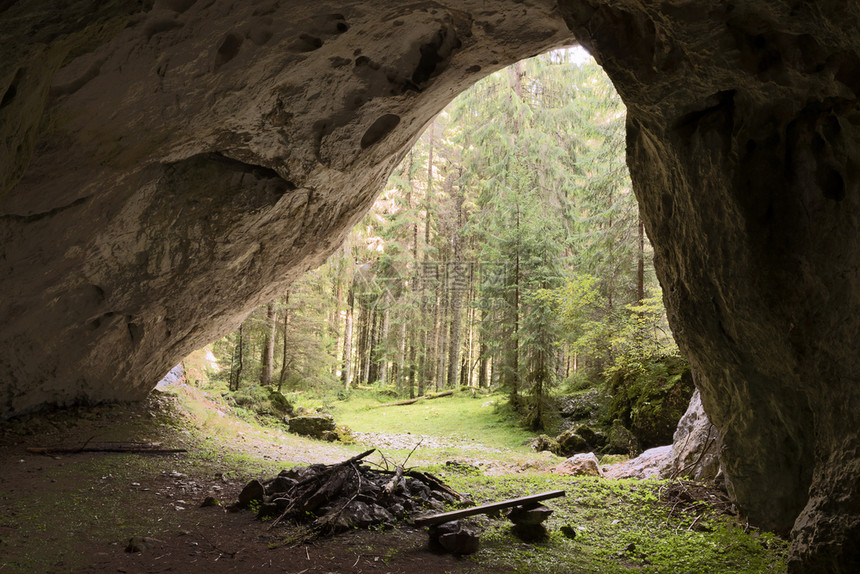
371, 390, 455, 408
27, 442, 186, 455
382, 465, 404, 498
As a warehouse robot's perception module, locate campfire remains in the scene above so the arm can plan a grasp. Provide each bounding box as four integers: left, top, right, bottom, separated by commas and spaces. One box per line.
233, 449, 472, 535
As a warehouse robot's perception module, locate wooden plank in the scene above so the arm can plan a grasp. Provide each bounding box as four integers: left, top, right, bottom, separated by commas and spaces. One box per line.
413, 490, 565, 527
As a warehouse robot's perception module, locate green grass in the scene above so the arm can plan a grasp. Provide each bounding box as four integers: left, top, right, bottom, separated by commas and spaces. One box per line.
430, 472, 788, 574
331, 390, 537, 450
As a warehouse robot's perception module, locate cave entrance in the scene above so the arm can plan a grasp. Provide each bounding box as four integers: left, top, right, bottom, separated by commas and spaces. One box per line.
176, 47, 692, 468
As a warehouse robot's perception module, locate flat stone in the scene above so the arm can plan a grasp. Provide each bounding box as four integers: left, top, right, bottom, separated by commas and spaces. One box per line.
507, 504, 553, 526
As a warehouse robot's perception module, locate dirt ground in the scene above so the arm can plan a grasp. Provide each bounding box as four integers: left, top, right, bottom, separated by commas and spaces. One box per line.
0, 393, 507, 574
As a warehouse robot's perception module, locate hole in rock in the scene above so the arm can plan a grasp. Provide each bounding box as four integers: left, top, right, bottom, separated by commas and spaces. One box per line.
360, 114, 400, 149
215, 33, 243, 69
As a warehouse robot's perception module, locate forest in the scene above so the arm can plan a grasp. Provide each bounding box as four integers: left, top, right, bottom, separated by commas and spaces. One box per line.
202, 48, 691, 451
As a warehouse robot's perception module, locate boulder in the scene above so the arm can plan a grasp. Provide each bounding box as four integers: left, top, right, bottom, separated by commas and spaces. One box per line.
155, 363, 185, 390
606, 420, 639, 455
554, 453, 604, 477
288, 414, 336, 439
573, 425, 607, 450
557, 391, 602, 419
554, 429, 588, 456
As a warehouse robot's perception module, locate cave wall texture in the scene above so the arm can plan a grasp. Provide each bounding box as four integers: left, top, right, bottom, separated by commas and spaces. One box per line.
1, 1, 858, 571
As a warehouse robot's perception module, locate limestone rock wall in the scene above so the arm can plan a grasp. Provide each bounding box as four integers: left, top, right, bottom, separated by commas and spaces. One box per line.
558, 2, 860, 570
2, 0, 860, 571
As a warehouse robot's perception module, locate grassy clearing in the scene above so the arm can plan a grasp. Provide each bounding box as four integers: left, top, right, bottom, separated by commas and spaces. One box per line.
331, 390, 537, 449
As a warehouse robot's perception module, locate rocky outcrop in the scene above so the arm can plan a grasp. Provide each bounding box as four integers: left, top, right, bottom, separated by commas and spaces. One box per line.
0, 0, 573, 415
557, 3, 860, 571
2, 1, 859, 571
663, 389, 723, 485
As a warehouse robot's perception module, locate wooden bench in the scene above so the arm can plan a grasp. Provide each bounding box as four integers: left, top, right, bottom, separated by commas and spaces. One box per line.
414, 490, 566, 527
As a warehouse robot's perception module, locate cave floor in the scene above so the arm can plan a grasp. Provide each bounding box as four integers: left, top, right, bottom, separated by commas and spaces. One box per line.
0, 385, 788, 574
0, 391, 497, 574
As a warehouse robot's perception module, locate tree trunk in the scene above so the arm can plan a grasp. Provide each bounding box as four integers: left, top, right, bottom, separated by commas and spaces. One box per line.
355, 298, 368, 386
232, 323, 244, 391
378, 306, 390, 385
341, 287, 354, 389
260, 301, 276, 386
446, 171, 465, 392
436, 287, 447, 391
421, 120, 435, 392
478, 338, 488, 389
637, 214, 645, 303
507, 201, 521, 404
367, 307, 379, 384
396, 318, 407, 394
278, 292, 291, 389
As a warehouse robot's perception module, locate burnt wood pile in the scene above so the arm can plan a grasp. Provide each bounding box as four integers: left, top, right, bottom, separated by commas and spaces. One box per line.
233, 449, 471, 535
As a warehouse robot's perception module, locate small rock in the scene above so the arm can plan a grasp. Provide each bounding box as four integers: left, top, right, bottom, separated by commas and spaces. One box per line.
125, 536, 163, 553
529, 434, 558, 453
429, 520, 481, 555
200, 496, 219, 508
507, 504, 553, 526
560, 525, 577, 539
554, 453, 604, 477
237, 479, 265, 507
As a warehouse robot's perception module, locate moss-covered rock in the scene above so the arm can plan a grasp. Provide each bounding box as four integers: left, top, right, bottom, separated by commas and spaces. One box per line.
530, 434, 559, 453
288, 414, 336, 439
553, 428, 588, 456
606, 420, 640, 455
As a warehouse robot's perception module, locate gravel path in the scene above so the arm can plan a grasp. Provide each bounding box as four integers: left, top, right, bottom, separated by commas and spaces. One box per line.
351, 431, 503, 452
